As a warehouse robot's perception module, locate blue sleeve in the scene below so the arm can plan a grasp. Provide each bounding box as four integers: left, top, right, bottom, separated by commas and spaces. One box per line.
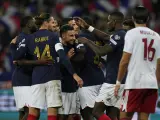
11, 36, 30, 60
51, 32, 60, 45
57, 49, 75, 75
10, 43, 17, 60
109, 31, 125, 51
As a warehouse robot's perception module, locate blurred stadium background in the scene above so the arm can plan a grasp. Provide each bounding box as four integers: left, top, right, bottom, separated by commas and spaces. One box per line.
0, 0, 160, 120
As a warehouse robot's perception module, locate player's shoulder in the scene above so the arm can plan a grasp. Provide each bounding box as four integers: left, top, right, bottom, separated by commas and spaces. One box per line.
17, 32, 32, 43
111, 29, 126, 41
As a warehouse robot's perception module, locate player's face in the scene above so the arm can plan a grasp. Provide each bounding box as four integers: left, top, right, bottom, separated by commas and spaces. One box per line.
48, 17, 56, 32
68, 20, 79, 33
63, 30, 76, 45
28, 18, 37, 33
107, 15, 115, 32
52, 20, 60, 32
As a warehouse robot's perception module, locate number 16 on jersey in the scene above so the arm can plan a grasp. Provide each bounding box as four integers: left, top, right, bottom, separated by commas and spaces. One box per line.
142, 38, 156, 61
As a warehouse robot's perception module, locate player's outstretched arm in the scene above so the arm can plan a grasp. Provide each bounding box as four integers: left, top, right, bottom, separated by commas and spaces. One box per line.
156, 58, 160, 87
74, 17, 111, 41
78, 37, 113, 56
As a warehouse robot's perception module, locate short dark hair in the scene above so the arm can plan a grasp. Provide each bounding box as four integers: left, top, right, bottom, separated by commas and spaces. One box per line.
110, 11, 124, 22
60, 24, 74, 37
133, 6, 149, 24
35, 13, 51, 26
20, 16, 33, 28
60, 17, 73, 27
123, 19, 135, 29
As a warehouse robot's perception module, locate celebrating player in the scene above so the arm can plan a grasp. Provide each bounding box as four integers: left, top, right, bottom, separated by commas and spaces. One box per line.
76, 12, 126, 120
10, 13, 83, 120
10, 16, 37, 120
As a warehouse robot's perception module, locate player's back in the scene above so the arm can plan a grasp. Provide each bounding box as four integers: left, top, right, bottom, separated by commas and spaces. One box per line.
28, 29, 61, 85
12, 32, 32, 86
125, 27, 160, 89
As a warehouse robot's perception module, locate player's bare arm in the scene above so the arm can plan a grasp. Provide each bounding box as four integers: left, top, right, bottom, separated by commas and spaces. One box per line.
114, 52, 131, 96
10, 36, 17, 44
156, 58, 160, 87
74, 17, 111, 41
78, 37, 113, 56
13, 59, 54, 66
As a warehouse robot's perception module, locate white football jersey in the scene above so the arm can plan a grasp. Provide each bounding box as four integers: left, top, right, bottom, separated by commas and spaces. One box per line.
124, 27, 160, 89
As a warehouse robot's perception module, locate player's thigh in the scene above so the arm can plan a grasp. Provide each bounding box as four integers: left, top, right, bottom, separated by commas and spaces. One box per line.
45, 80, 62, 108
58, 92, 79, 115
78, 85, 101, 109
121, 89, 158, 113
138, 112, 149, 120
140, 89, 158, 113
30, 84, 45, 109
120, 111, 134, 119
13, 86, 31, 110
121, 89, 144, 112
96, 83, 122, 107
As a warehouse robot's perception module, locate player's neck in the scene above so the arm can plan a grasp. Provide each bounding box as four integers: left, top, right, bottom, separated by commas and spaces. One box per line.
22, 28, 31, 34
135, 23, 146, 27
39, 25, 48, 30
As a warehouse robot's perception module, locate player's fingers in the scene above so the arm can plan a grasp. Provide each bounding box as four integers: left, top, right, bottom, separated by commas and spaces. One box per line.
114, 89, 118, 96
79, 83, 83, 88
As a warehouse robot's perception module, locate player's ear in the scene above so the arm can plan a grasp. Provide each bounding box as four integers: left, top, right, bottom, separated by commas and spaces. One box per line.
61, 33, 65, 39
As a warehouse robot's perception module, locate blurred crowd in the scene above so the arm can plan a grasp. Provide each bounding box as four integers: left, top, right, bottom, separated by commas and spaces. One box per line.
0, 0, 160, 89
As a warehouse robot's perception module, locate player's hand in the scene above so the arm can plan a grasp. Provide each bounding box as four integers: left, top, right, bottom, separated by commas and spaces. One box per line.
98, 62, 104, 68
10, 36, 17, 44
37, 59, 54, 65
38, 57, 55, 65
73, 73, 83, 88
73, 17, 89, 29
77, 37, 88, 44
114, 84, 120, 97
67, 48, 75, 59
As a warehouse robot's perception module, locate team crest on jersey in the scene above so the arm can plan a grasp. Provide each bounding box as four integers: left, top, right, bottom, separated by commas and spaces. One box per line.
114, 35, 120, 40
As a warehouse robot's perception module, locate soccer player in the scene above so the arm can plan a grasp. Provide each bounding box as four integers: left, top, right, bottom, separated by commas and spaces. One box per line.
10, 13, 83, 120
114, 6, 160, 120
77, 18, 105, 120
10, 16, 37, 120
52, 19, 60, 32
76, 12, 126, 120
58, 24, 85, 120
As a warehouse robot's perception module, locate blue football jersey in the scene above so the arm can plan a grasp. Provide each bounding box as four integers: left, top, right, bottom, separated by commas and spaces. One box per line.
11, 32, 32, 86
105, 29, 126, 84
